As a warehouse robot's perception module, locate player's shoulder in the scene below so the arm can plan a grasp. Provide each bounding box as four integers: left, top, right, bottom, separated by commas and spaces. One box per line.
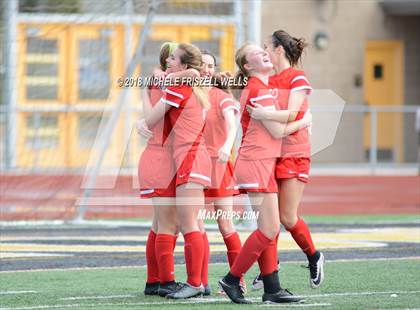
245, 76, 270, 96
287, 68, 310, 83
165, 84, 193, 98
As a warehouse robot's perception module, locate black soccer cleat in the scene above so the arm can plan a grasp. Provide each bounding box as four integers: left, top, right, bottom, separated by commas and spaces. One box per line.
218, 278, 251, 304
251, 273, 263, 290
157, 281, 184, 297
203, 284, 211, 296
262, 288, 303, 303
308, 251, 325, 288
144, 282, 159, 296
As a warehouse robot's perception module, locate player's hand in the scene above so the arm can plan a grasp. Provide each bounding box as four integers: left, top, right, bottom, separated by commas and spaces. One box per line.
136, 118, 153, 139
247, 103, 268, 120
217, 71, 233, 79
300, 109, 313, 129
217, 144, 231, 163
152, 67, 167, 80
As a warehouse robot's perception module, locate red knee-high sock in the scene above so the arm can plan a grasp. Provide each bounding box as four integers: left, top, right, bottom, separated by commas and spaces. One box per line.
201, 232, 210, 286
184, 231, 204, 287
287, 218, 316, 256
155, 233, 177, 284
146, 230, 159, 283
230, 229, 273, 277
257, 232, 279, 276
223, 232, 242, 267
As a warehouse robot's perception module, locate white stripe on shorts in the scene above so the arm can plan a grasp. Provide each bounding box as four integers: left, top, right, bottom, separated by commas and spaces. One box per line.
237, 183, 259, 188
140, 189, 155, 195
189, 173, 211, 183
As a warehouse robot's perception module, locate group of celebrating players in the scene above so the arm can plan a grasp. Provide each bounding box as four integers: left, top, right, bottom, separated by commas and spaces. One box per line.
136, 29, 325, 304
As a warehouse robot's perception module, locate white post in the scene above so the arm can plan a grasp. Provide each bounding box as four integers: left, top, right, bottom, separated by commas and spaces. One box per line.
2, 0, 18, 170
234, 0, 243, 50
123, 0, 134, 168
248, 0, 261, 44
370, 108, 378, 175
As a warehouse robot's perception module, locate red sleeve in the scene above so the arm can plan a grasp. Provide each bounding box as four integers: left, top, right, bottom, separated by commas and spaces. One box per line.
161, 85, 192, 108
217, 89, 239, 114
289, 71, 312, 94
249, 88, 276, 109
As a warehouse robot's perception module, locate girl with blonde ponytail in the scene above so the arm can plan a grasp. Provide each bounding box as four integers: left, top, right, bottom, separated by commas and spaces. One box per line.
219, 43, 312, 304
143, 43, 212, 299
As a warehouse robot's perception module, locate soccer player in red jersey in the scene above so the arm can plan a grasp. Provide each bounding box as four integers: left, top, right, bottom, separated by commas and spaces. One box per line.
219, 44, 312, 304
143, 44, 212, 299
248, 30, 324, 289
138, 42, 180, 297
152, 50, 246, 296
198, 51, 246, 295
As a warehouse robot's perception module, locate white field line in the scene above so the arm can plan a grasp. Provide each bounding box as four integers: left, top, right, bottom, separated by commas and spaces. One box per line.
300, 290, 420, 298
59, 295, 133, 300
0, 298, 229, 310
2, 290, 420, 310
0, 291, 36, 295
259, 303, 332, 307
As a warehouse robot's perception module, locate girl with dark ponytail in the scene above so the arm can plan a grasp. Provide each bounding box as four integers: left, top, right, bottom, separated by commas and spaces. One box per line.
248, 30, 325, 291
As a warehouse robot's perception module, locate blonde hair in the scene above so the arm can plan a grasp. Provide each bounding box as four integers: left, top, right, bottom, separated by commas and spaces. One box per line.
177, 43, 210, 110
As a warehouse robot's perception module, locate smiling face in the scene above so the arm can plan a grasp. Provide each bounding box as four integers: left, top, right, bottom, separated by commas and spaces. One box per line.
243, 45, 273, 74
201, 54, 215, 78
166, 48, 187, 73
263, 35, 284, 67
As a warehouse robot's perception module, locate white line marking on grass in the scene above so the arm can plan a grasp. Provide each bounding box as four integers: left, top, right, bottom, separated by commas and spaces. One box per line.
300, 290, 420, 298
260, 303, 331, 307
0, 291, 36, 295
0, 298, 231, 310
2, 291, 420, 310
59, 294, 133, 300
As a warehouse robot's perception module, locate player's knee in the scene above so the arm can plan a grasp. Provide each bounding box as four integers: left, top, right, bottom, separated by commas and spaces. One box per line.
159, 221, 177, 234
261, 226, 280, 240
280, 215, 298, 231
217, 219, 234, 236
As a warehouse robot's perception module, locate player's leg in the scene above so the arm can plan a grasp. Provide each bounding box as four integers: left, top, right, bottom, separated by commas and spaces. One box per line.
144, 208, 160, 295
167, 182, 206, 299
214, 198, 246, 294
278, 178, 324, 288
219, 193, 280, 304
154, 198, 180, 297
198, 218, 211, 295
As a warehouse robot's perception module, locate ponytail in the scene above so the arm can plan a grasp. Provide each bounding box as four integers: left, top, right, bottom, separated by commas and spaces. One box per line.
272, 30, 308, 67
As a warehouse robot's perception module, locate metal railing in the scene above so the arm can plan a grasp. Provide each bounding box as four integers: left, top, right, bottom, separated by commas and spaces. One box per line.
0, 104, 419, 174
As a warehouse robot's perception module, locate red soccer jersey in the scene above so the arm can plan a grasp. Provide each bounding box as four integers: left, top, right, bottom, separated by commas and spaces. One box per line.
238, 76, 282, 160
269, 67, 312, 157
203, 87, 239, 157
161, 85, 206, 150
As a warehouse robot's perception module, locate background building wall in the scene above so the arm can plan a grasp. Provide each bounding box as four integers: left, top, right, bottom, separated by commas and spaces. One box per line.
261, 0, 420, 163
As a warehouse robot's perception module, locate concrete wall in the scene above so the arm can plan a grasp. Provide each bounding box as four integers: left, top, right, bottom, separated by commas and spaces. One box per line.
261, 0, 420, 163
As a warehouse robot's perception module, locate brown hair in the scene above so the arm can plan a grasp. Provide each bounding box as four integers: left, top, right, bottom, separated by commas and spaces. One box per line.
159, 42, 178, 70
272, 30, 307, 67
177, 43, 210, 110
233, 43, 252, 90
201, 49, 217, 67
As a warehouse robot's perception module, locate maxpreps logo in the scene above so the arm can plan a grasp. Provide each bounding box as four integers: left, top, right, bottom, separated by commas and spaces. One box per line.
197, 209, 259, 220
